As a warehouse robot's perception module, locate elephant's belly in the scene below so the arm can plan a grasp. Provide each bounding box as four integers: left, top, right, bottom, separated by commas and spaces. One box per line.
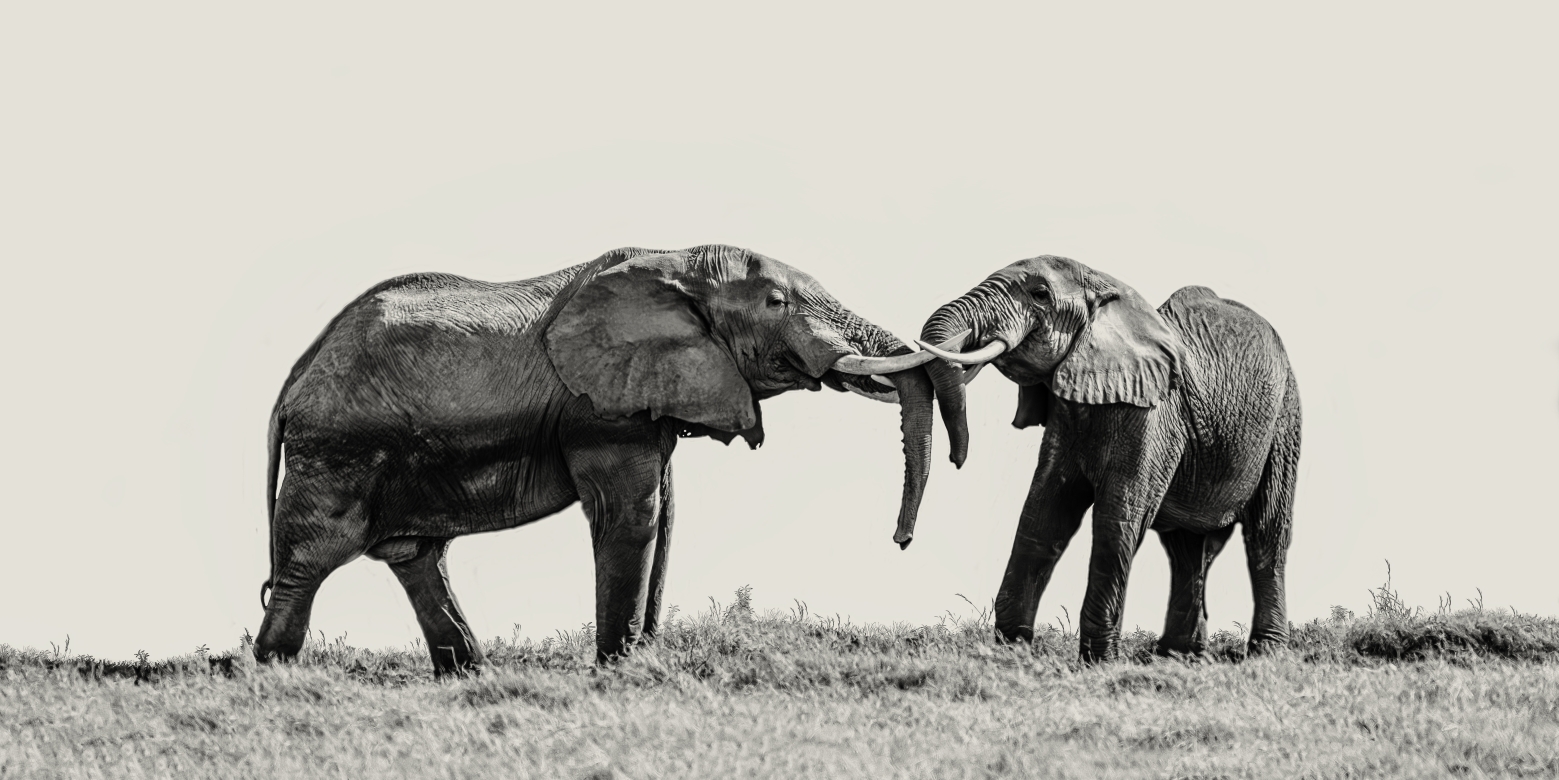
1152, 457, 1264, 533
366, 443, 580, 539
1152, 496, 1240, 533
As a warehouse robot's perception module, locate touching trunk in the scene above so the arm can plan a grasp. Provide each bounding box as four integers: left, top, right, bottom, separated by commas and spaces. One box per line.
887, 365, 935, 549
920, 312, 974, 468
830, 309, 938, 549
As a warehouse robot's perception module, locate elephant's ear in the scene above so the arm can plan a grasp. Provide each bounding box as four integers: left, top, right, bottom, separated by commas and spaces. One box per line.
1012, 383, 1052, 429
1052, 285, 1181, 408
545, 253, 756, 432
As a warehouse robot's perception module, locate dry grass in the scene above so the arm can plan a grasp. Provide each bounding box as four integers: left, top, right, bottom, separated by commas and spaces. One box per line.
5, 578, 1559, 779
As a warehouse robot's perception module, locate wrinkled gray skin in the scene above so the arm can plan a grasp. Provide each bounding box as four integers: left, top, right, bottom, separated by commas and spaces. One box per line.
921, 256, 1300, 662
258, 245, 938, 674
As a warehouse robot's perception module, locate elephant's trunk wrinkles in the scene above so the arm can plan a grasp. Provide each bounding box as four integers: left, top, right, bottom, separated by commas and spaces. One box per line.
887, 365, 934, 549
920, 279, 1021, 467
837, 312, 935, 549
920, 305, 977, 469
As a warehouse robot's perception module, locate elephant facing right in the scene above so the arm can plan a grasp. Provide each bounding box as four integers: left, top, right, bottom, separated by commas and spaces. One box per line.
916, 255, 1300, 663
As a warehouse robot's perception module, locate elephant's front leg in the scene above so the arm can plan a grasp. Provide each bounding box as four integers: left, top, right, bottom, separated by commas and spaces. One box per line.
641, 461, 674, 641
1077, 510, 1156, 663
1077, 415, 1183, 663
994, 433, 1092, 644
565, 423, 675, 664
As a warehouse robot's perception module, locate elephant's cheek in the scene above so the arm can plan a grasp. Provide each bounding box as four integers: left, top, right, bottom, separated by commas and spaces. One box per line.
994, 357, 1046, 387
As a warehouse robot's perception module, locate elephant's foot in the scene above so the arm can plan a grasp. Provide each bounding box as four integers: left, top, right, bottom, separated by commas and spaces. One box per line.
431, 658, 483, 680
1153, 639, 1211, 662
1078, 636, 1120, 665
993, 622, 1035, 645
252, 647, 299, 666
426, 633, 487, 680
594, 633, 645, 666
253, 601, 314, 666
1245, 635, 1289, 657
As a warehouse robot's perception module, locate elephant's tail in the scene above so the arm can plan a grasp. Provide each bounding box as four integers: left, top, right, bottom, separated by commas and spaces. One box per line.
261, 400, 283, 610
258, 280, 396, 611
260, 325, 328, 610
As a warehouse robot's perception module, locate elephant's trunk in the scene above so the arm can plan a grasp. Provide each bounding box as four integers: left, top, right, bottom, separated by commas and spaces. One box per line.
920, 307, 976, 469
886, 365, 934, 549
825, 310, 937, 549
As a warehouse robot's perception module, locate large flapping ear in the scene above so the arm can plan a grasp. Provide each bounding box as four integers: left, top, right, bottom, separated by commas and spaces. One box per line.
1051, 276, 1182, 408
1012, 383, 1052, 429
545, 252, 757, 432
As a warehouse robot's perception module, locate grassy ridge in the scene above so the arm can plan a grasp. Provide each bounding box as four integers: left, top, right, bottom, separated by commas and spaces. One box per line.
5, 581, 1559, 778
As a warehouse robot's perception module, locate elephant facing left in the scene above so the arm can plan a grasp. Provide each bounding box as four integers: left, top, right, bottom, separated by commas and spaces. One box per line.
258, 244, 948, 674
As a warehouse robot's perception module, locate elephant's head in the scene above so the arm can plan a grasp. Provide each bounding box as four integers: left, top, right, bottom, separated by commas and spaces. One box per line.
917, 255, 1182, 458
546, 244, 946, 548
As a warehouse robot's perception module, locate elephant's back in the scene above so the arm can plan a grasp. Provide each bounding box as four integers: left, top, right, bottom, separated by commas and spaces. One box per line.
279, 268, 589, 441
1154, 286, 1295, 527
1159, 286, 1292, 385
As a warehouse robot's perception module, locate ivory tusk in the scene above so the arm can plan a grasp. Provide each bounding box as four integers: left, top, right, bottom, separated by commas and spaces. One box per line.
870, 374, 895, 388
830, 330, 973, 376
915, 337, 1008, 365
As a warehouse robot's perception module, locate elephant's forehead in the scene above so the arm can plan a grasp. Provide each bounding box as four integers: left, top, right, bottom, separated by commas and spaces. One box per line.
992, 255, 1088, 284
736, 253, 824, 292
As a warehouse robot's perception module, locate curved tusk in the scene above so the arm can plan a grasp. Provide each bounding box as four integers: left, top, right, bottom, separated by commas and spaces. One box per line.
870, 374, 895, 388
915, 337, 1007, 365
831, 351, 933, 375
960, 362, 986, 385
831, 330, 973, 376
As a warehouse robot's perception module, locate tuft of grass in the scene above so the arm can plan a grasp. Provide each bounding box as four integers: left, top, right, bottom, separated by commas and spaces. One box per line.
1280, 565, 1559, 665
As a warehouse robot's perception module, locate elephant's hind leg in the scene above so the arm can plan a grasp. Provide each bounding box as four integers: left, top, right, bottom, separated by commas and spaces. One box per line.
1242, 379, 1301, 656
255, 485, 368, 663
379, 537, 485, 678
1155, 524, 1235, 658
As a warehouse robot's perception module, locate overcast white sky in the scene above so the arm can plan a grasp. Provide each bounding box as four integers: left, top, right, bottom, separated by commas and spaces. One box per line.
3, 3, 1556, 660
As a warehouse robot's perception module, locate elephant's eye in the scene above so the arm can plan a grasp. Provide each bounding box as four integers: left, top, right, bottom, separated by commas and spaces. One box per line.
1032, 286, 1051, 303
767, 290, 788, 308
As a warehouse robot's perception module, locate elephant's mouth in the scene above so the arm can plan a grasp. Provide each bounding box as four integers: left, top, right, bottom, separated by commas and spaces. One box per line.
769, 349, 906, 398
822, 371, 900, 403
755, 353, 826, 398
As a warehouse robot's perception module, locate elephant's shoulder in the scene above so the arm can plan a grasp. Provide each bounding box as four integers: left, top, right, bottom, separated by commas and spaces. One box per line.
1160, 286, 1270, 327
1161, 285, 1222, 311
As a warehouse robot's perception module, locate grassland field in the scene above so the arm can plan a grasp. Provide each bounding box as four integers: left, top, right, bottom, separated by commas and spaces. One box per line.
5, 579, 1559, 780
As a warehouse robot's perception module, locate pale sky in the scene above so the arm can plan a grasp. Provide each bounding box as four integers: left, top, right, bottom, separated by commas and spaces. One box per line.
3, 3, 1555, 660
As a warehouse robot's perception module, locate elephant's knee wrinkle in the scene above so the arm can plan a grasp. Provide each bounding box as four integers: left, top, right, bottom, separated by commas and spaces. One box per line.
605, 523, 658, 548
